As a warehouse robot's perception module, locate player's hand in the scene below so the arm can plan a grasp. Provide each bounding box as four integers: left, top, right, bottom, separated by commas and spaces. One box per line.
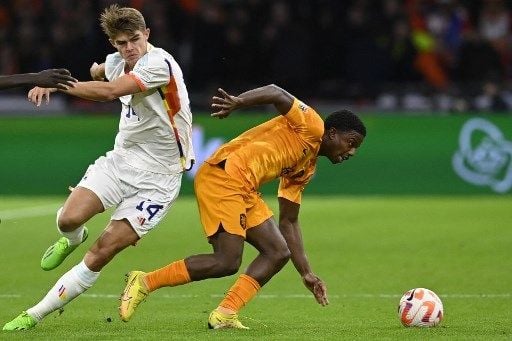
211, 88, 242, 119
34, 69, 77, 90
302, 272, 329, 306
90, 62, 105, 81
28, 86, 56, 107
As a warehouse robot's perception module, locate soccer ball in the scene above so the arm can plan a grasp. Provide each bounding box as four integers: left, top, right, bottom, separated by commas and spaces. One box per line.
398, 288, 443, 327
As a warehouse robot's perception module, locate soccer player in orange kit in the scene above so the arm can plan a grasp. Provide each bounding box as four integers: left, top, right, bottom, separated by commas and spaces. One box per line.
120, 84, 366, 329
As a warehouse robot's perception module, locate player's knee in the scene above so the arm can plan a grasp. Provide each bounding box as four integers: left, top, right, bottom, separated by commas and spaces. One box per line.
57, 210, 85, 231
274, 246, 291, 266
264, 243, 290, 267
216, 255, 242, 276
85, 246, 116, 271
223, 262, 241, 276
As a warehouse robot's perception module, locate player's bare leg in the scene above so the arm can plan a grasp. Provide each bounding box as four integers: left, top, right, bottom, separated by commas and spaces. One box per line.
120, 230, 245, 322
208, 219, 290, 329
186, 231, 245, 280
41, 187, 104, 270
4, 219, 139, 330
59, 186, 104, 232
120, 220, 291, 327
84, 219, 140, 272
244, 218, 291, 286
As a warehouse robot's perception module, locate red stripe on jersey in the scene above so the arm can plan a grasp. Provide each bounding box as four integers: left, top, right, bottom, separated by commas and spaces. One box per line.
159, 78, 189, 170
163, 76, 181, 117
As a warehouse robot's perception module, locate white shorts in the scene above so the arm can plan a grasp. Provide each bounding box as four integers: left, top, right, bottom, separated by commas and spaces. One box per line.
77, 151, 182, 237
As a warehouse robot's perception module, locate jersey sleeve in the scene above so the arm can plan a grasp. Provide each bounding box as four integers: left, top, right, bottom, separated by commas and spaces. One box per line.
277, 160, 317, 204
283, 98, 308, 132
284, 98, 324, 141
128, 52, 170, 91
104, 52, 122, 82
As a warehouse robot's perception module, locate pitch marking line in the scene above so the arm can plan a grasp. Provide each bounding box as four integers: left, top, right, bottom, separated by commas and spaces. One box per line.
0, 204, 60, 221
0, 293, 510, 299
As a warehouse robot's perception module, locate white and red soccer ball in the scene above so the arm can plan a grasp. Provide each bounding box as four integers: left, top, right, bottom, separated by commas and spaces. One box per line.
398, 288, 444, 327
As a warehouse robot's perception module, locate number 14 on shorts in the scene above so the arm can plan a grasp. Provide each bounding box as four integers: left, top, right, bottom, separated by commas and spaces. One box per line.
136, 200, 164, 222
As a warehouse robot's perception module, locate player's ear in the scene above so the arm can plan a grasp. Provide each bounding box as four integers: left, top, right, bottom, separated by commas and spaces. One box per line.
328, 127, 337, 140
144, 28, 150, 39
109, 39, 116, 49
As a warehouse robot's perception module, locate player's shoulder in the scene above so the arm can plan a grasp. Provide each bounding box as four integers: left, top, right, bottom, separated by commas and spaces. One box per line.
131, 48, 173, 75
294, 98, 324, 136
295, 98, 309, 112
144, 46, 174, 64
105, 51, 123, 66
294, 98, 321, 120
104, 52, 124, 80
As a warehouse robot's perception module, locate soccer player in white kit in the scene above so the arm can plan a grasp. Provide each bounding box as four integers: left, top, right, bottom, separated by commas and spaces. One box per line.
3, 4, 194, 331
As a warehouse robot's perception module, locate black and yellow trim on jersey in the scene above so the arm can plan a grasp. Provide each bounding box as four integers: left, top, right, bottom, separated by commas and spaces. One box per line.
158, 59, 193, 171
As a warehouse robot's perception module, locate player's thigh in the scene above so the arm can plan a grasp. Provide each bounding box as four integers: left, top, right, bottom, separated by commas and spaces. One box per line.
209, 231, 245, 259
246, 217, 288, 255
113, 170, 182, 238
60, 187, 104, 226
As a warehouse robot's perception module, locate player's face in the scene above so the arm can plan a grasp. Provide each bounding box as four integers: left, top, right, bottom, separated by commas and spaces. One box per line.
110, 29, 150, 68
322, 129, 365, 164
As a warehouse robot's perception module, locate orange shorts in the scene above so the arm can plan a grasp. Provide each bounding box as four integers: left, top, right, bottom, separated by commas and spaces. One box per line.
194, 162, 273, 239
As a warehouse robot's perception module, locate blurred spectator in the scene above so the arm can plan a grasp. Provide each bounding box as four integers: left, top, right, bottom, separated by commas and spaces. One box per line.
377, 0, 420, 84
456, 28, 503, 82
261, 1, 313, 96
474, 81, 508, 112
342, 0, 392, 99
478, 0, 512, 78
407, 0, 450, 90
188, 1, 225, 90
0, 0, 511, 112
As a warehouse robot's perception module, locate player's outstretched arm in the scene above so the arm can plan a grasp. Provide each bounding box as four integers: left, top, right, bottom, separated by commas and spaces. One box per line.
61, 74, 141, 101
28, 74, 141, 105
278, 197, 329, 306
0, 69, 76, 90
211, 84, 294, 119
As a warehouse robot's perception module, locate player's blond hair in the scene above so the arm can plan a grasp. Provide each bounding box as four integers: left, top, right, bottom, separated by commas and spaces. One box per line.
100, 4, 146, 39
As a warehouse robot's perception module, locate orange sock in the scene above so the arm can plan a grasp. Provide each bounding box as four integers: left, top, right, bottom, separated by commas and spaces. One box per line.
144, 259, 191, 292
219, 274, 261, 313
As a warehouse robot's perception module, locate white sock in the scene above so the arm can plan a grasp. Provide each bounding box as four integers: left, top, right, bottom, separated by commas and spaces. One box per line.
56, 207, 85, 246
27, 261, 100, 321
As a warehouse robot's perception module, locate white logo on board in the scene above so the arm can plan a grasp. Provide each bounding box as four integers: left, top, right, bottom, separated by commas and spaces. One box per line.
452, 118, 512, 193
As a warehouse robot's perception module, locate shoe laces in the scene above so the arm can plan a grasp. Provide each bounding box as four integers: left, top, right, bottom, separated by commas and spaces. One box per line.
56, 238, 69, 250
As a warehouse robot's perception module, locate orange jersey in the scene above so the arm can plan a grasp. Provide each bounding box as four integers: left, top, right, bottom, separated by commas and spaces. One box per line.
207, 98, 324, 204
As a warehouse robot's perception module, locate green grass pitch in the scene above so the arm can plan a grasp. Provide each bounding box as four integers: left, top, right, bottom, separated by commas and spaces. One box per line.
0, 195, 511, 340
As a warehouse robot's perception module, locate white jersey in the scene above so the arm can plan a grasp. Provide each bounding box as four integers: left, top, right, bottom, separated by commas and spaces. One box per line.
104, 43, 194, 174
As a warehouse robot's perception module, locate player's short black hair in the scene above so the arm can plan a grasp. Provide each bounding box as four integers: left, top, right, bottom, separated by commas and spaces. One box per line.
325, 109, 366, 137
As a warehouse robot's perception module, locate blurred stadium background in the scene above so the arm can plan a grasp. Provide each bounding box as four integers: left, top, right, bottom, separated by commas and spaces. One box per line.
1, 0, 512, 113
0, 0, 510, 196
